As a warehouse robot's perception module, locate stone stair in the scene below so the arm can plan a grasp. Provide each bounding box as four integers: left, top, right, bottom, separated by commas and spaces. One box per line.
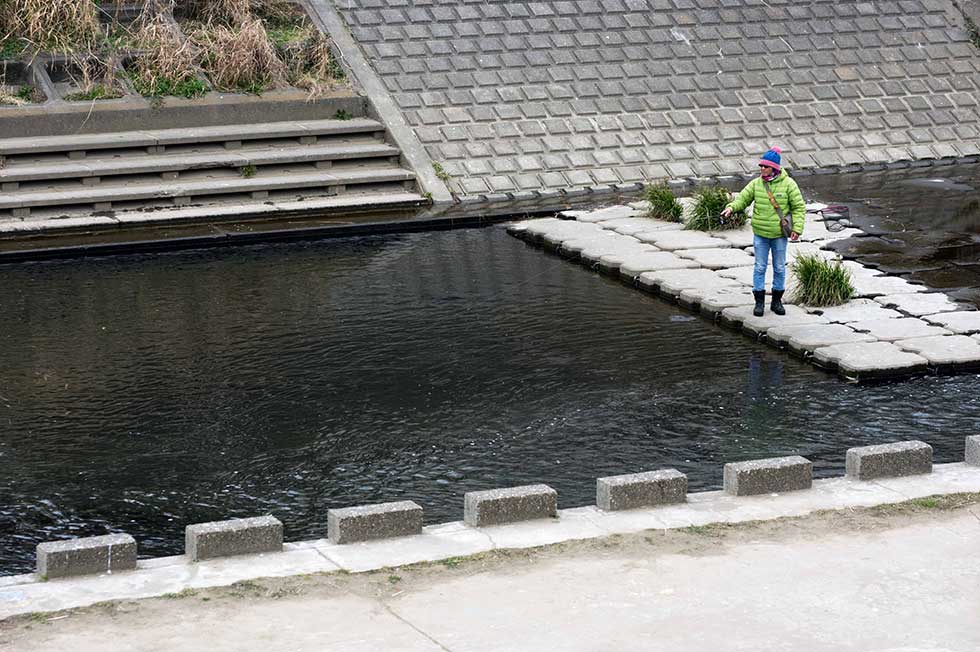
0, 117, 426, 227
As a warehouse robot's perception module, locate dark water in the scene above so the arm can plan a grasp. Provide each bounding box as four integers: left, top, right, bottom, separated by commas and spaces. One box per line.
2, 226, 980, 575
805, 163, 980, 306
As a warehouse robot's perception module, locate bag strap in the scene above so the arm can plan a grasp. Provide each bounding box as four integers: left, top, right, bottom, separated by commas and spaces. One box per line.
762, 180, 786, 221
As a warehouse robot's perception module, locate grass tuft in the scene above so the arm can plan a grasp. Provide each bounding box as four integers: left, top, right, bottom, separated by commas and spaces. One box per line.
277, 27, 346, 97
191, 19, 286, 93
129, 11, 206, 99
432, 162, 451, 183
64, 83, 123, 102
645, 184, 683, 222
685, 186, 746, 231
0, 0, 101, 53
790, 253, 854, 307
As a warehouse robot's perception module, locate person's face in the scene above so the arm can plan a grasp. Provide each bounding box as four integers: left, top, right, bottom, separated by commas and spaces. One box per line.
759, 165, 777, 180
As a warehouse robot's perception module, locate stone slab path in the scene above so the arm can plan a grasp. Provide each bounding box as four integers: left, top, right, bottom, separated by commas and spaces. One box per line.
509, 203, 980, 381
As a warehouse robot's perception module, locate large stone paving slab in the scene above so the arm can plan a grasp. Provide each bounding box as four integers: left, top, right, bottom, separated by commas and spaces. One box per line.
840, 260, 884, 278
638, 268, 740, 298
812, 342, 929, 381
581, 240, 654, 266
633, 231, 731, 251
922, 311, 980, 334
785, 243, 841, 263
711, 227, 755, 249
764, 323, 876, 356
848, 317, 951, 342
695, 287, 757, 317
798, 220, 864, 243
566, 206, 641, 222
675, 248, 754, 270
558, 232, 625, 258
804, 299, 903, 324
894, 335, 980, 371
720, 305, 828, 336
873, 292, 963, 317
851, 275, 928, 298
597, 217, 683, 236
335, 1, 980, 197
618, 251, 699, 280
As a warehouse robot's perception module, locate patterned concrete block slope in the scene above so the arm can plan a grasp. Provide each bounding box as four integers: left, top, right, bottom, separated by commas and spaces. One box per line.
335, 0, 980, 197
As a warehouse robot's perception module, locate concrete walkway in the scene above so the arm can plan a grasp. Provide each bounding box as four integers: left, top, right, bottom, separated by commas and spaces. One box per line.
3, 497, 978, 651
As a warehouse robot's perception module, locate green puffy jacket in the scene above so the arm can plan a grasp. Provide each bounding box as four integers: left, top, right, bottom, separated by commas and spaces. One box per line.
725, 170, 805, 239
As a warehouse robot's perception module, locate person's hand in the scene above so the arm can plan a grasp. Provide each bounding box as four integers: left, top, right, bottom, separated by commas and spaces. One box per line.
790, 231, 799, 242
721, 207, 733, 219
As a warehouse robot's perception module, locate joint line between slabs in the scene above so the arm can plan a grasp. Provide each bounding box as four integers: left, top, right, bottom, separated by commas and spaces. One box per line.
381, 602, 456, 652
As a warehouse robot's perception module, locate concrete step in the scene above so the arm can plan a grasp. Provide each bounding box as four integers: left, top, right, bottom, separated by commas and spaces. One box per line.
0, 191, 428, 235
0, 167, 416, 214
0, 118, 386, 158
0, 142, 402, 184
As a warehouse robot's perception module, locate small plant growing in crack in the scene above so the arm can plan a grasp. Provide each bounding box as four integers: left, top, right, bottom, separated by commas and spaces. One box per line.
432, 161, 451, 183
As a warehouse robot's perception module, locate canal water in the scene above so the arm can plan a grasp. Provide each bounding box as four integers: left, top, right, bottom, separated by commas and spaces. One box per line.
2, 167, 980, 574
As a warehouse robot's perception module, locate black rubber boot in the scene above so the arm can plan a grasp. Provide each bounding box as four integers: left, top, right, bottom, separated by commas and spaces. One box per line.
753, 290, 766, 317
771, 289, 786, 316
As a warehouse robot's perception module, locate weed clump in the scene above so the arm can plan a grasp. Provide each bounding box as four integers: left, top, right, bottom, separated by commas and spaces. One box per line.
129, 12, 206, 99
685, 187, 746, 231
191, 19, 286, 93
0, 0, 101, 53
277, 28, 346, 96
790, 253, 854, 307
645, 184, 683, 222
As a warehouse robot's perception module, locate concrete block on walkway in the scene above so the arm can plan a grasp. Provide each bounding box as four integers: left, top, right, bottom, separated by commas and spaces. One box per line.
724, 456, 813, 496
967, 436, 980, 466
845, 441, 933, 480
596, 469, 687, 511
36, 533, 137, 579
327, 501, 424, 544
464, 484, 557, 527
185, 515, 283, 562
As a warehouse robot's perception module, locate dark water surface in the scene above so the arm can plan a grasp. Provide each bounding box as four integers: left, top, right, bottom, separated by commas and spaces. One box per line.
2, 226, 980, 575
805, 163, 980, 306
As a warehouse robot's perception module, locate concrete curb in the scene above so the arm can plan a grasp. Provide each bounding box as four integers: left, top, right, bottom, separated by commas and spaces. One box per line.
5, 461, 979, 619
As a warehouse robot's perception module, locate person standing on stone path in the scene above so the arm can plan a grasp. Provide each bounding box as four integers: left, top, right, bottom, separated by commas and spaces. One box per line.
720, 146, 805, 318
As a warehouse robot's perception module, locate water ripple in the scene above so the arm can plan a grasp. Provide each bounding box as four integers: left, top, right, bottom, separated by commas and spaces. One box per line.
0, 227, 978, 573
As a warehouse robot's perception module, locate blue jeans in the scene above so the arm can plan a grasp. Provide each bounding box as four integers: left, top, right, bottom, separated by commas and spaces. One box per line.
753, 234, 788, 292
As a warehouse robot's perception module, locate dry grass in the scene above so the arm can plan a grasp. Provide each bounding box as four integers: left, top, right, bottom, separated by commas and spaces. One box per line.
0, 0, 101, 53
175, 0, 296, 25
128, 11, 204, 97
277, 27, 345, 97
191, 19, 285, 92
62, 57, 125, 101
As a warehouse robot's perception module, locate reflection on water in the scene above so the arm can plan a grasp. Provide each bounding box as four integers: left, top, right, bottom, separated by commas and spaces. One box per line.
1, 227, 980, 574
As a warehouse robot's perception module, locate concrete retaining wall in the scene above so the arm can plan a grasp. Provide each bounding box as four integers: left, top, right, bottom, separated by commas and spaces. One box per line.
331, 0, 980, 200
0, 94, 369, 138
